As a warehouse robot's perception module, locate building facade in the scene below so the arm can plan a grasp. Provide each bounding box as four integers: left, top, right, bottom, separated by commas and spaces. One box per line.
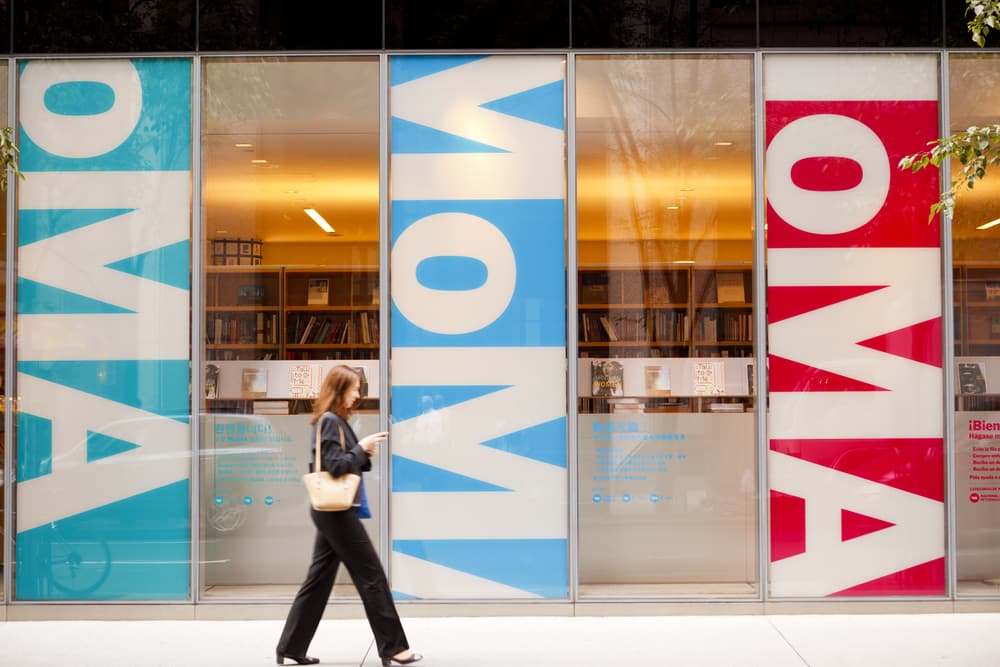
2, 2, 1000, 616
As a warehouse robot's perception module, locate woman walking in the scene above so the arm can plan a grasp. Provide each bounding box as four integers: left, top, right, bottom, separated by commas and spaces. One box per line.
276, 365, 423, 666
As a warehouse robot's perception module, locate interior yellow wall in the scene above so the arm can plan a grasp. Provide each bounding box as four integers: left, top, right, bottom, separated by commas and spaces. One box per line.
259, 241, 379, 268
578, 239, 754, 267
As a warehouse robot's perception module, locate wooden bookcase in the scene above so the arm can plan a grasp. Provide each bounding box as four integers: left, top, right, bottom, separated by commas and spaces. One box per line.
204, 266, 379, 362
204, 267, 282, 361
955, 264, 1000, 357
578, 264, 752, 359
284, 268, 379, 360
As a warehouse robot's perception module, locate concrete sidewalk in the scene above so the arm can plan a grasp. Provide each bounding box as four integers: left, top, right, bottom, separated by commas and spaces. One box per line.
1, 614, 1000, 666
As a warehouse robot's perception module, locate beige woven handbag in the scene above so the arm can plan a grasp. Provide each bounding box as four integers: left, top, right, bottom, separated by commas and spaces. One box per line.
302, 415, 360, 511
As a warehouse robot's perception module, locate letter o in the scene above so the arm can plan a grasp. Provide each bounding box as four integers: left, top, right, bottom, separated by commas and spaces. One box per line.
392, 212, 516, 335
20, 61, 142, 159
766, 114, 890, 235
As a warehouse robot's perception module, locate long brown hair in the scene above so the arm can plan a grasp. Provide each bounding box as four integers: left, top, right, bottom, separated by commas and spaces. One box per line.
310, 365, 361, 425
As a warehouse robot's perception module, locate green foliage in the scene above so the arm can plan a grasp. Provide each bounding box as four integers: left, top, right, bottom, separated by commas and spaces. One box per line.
968, 0, 1000, 47
899, 124, 1000, 221
0, 125, 24, 193
898, 0, 1000, 220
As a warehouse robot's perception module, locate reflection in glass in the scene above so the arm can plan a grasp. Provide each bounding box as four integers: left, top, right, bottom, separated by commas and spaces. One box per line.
200, 57, 380, 600
575, 56, 757, 598
950, 55, 1000, 597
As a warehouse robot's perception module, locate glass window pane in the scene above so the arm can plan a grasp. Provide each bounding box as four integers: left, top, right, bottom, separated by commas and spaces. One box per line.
200, 57, 380, 601
576, 55, 758, 599
951, 54, 1000, 597
387, 0, 568, 48
764, 54, 944, 598
200, 1, 381, 51
14, 59, 193, 601
14, 0, 194, 53
759, 0, 942, 48
573, 0, 757, 49
0, 61, 6, 601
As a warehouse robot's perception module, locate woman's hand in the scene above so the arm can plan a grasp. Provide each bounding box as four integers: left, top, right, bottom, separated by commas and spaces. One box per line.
359, 431, 388, 456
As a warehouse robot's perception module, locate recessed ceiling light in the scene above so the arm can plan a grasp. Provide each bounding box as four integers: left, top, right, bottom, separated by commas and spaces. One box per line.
285, 189, 298, 194
304, 208, 335, 234
976, 217, 1000, 230
672, 260, 695, 264
679, 186, 695, 192
215, 230, 228, 235
235, 143, 253, 149
666, 205, 680, 210
713, 141, 734, 147
251, 159, 268, 164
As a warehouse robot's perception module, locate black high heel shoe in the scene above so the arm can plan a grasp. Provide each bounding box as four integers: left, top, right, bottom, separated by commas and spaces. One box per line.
276, 650, 320, 665
382, 652, 423, 666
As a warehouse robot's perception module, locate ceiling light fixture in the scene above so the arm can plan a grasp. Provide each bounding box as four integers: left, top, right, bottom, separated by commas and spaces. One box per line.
713, 141, 734, 147
251, 159, 268, 164
672, 260, 695, 264
667, 205, 680, 210
235, 143, 253, 149
976, 217, 1000, 230
304, 208, 335, 234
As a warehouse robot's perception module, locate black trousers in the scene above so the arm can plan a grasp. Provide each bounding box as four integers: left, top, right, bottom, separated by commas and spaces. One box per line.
277, 508, 409, 661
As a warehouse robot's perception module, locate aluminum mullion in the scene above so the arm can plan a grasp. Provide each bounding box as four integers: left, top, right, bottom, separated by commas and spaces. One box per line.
565, 53, 579, 605
939, 51, 958, 600
191, 56, 203, 604
753, 51, 769, 602
379, 53, 391, 570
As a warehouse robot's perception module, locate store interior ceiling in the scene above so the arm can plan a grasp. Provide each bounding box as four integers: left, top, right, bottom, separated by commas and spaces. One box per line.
201, 58, 1000, 248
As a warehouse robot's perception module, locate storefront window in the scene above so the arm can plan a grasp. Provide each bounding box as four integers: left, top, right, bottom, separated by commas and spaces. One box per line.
764, 54, 944, 597
200, 57, 380, 600
950, 54, 1000, 597
14, 58, 193, 600
575, 55, 758, 598
0, 61, 7, 601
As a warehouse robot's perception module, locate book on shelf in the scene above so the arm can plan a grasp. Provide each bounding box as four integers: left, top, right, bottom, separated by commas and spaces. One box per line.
991, 315, 1000, 337
693, 360, 725, 396
716, 272, 746, 304
610, 398, 644, 414
237, 284, 265, 305
958, 362, 988, 394
241, 367, 268, 398
290, 364, 320, 398
205, 363, 219, 399
591, 360, 625, 397
299, 316, 318, 344
708, 402, 743, 413
353, 366, 369, 398
307, 278, 330, 305
986, 282, 1000, 301
644, 364, 671, 396
599, 316, 619, 341
253, 400, 289, 415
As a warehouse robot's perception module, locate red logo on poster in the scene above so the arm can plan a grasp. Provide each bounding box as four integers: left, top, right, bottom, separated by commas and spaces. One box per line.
970, 493, 981, 503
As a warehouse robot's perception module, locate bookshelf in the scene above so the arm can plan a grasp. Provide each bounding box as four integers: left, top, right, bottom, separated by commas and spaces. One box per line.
956, 265, 1000, 357
204, 266, 380, 363
205, 267, 282, 361
578, 265, 752, 359
283, 268, 380, 361
692, 268, 753, 358
578, 266, 691, 358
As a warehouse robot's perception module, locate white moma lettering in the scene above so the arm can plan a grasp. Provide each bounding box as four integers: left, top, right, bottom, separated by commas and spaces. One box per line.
20, 61, 142, 159
391, 57, 564, 201
766, 114, 890, 235
16, 374, 189, 532
392, 212, 516, 335
768, 247, 942, 440
769, 451, 944, 596
390, 346, 566, 541
18, 171, 190, 361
